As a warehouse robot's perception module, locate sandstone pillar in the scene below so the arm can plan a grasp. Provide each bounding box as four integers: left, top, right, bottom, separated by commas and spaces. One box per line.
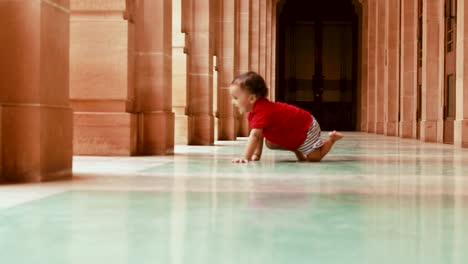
259, 0, 267, 78
217, 0, 238, 140
455, 0, 468, 147
359, 0, 368, 132
385, 0, 400, 136
420, 0, 444, 142
250, 0, 260, 72
367, 0, 377, 132
184, 0, 215, 145
129, 0, 175, 154
265, 0, 272, 90
71, 0, 136, 155
375, 0, 386, 134
236, 0, 251, 136
399, 0, 419, 138
0, 0, 73, 182
270, 1, 277, 100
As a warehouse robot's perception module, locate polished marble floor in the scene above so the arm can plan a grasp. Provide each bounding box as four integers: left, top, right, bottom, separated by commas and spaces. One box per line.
1, 132, 468, 263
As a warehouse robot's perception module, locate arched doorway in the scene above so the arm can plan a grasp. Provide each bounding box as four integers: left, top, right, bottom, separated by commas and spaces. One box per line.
277, 0, 359, 131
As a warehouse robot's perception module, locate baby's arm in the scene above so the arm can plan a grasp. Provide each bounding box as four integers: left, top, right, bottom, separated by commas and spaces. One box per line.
251, 135, 264, 161
232, 128, 263, 163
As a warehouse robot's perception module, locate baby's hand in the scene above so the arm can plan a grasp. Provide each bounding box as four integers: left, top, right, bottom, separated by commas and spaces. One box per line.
251, 154, 260, 161
232, 158, 249, 163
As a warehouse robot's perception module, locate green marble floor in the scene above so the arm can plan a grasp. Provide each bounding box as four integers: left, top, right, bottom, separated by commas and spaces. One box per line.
1, 133, 468, 263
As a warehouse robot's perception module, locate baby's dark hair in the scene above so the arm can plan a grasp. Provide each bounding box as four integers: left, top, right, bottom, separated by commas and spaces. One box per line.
231, 71, 268, 98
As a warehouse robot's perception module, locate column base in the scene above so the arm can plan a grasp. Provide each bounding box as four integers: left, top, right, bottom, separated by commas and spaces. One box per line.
367, 122, 376, 133
188, 114, 214, 145
139, 111, 175, 155
217, 117, 238, 140
360, 120, 368, 132
1, 105, 73, 183
0, 106, 3, 181
420, 120, 443, 143
384, 122, 398, 136
399, 121, 417, 139
376, 122, 385, 134
443, 119, 454, 144
454, 119, 468, 148
74, 112, 138, 156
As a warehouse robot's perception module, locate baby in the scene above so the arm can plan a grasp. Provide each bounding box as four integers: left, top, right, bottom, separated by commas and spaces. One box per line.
229, 71, 343, 163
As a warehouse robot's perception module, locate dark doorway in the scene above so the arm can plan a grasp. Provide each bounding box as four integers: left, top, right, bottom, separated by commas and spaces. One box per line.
277, 0, 358, 131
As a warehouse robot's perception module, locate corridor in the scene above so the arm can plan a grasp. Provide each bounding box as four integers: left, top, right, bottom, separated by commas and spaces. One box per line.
1, 133, 468, 263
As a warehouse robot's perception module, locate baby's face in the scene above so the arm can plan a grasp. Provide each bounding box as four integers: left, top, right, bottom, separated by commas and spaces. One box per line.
229, 84, 255, 114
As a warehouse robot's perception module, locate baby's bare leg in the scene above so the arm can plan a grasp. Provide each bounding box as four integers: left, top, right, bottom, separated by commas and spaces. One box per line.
306, 131, 344, 162
294, 151, 307, 161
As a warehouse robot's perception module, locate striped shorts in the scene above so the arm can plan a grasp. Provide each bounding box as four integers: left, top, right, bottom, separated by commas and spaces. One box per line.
296, 116, 325, 156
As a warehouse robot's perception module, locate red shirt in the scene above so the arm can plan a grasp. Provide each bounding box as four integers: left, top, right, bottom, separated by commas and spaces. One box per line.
248, 98, 312, 150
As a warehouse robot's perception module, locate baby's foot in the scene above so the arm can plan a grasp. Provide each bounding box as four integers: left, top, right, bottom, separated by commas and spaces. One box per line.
328, 131, 344, 142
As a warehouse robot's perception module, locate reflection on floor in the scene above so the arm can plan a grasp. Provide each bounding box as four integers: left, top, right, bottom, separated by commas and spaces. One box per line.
1, 132, 468, 263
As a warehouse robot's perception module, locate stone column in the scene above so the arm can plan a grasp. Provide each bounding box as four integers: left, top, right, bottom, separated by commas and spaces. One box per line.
399, 0, 418, 138
375, 0, 386, 134
0, 0, 73, 182
265, 0, 272, 90
455, 0, 468, 147
250, 0, 260, 72
0, 105, 2, 180
359, 0, 368, 132
270, 1, 277, 100
259, 0, 267, 78
367, 0, 377, 132
131, 0, 175, 154
421, 0, 444, 142
185, 0, 215, 145
236, 0, 251, 136
71, 0, 136, 156
385, 0, 400, 136
173, 0, 188, 145
217, 0, 238, 140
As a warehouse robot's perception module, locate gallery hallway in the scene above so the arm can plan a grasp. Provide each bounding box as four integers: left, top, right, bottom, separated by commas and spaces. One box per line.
1, 132, 468, 263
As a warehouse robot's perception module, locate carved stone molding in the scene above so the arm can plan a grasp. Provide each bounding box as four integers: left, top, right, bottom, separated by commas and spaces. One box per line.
123, 0, 135, 23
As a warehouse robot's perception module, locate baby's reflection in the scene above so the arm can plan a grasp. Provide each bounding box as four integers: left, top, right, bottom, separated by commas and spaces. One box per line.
249, 191, 310, 209
248, 179, 310, 209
